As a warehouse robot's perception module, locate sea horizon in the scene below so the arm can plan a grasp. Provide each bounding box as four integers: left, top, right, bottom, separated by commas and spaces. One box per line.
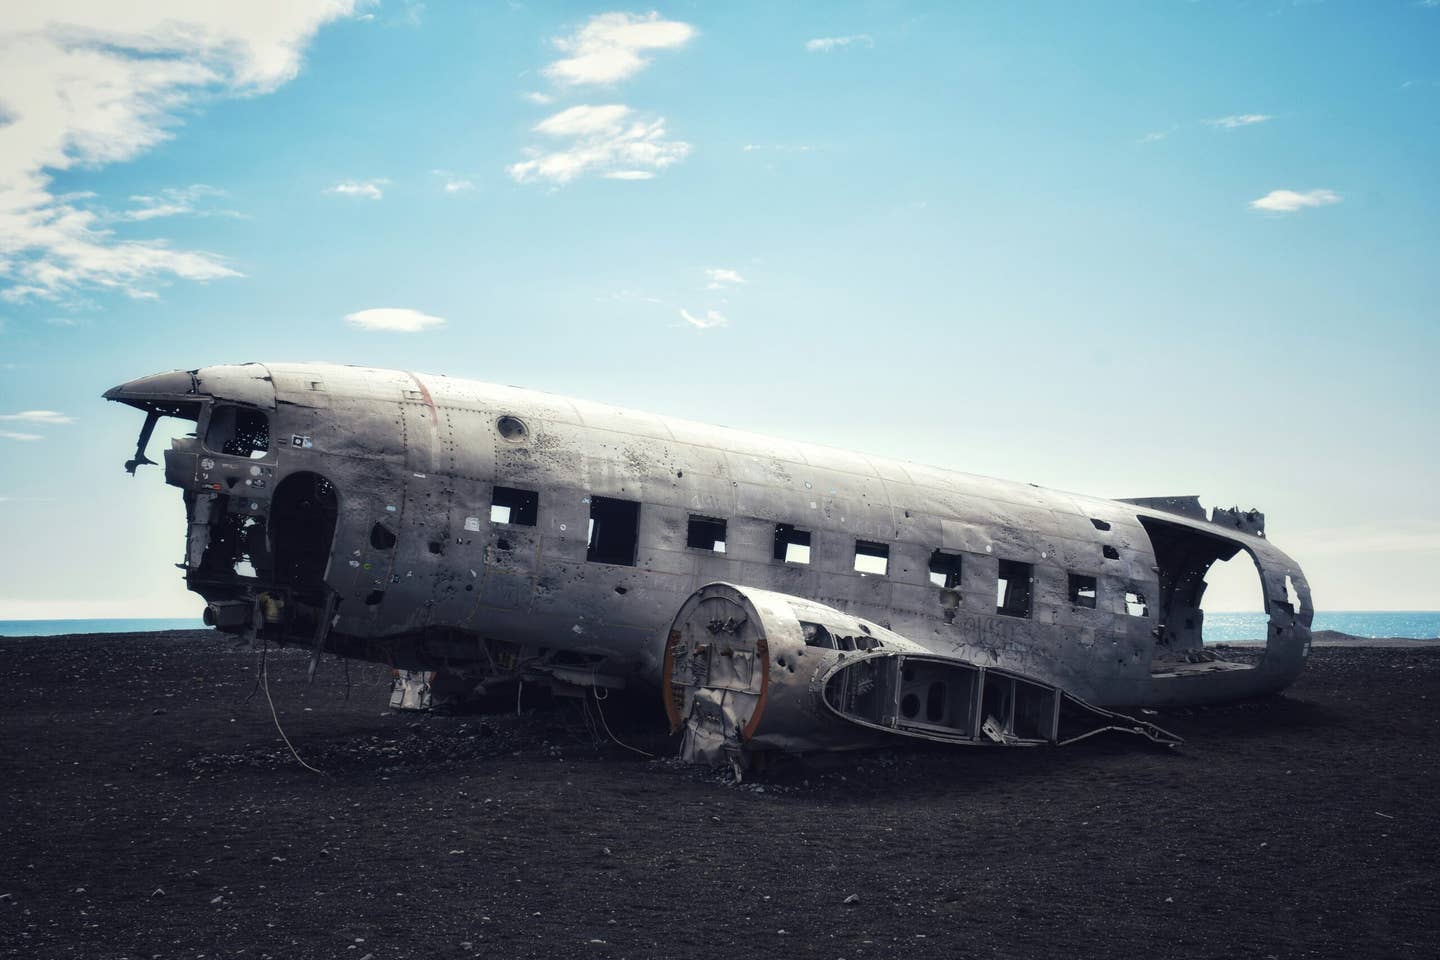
2, 611, 1437, 641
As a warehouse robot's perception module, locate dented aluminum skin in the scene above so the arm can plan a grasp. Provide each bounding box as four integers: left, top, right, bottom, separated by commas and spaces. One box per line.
106, 362, 1314, 763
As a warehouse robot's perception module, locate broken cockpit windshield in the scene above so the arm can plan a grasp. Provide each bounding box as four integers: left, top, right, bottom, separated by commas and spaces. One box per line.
204, 405, 270, 459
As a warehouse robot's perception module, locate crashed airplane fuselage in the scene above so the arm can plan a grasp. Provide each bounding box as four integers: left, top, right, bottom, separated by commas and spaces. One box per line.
107, 363, 1314, 765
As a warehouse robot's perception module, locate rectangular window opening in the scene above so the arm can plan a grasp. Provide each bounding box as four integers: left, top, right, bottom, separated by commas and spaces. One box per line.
1125, 589, 1149, 618
928, 550, 963, 589
773, 523, 811, 565
996, 559, 1033, 618
587, 496, 640, 566
801, 622, 836, 649
686, 515, 727, 553
1068, 573, 1097, 609
853, 540, 889, 576
205, 405, 270, 459
490, 486, 539, 526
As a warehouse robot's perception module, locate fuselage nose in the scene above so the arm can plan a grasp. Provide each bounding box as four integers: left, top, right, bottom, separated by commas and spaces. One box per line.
103, 369, 200, 409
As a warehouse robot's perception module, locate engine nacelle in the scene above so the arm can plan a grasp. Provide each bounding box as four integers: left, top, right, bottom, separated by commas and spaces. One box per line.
662, 582, 1180, 769
662, 582, 924, 766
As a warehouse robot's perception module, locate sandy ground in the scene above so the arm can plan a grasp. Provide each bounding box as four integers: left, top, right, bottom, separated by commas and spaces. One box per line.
1, 630, 1436, 960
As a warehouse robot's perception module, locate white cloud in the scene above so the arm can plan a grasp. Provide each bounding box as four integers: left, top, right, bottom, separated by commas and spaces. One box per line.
1249, 188, 1341, 213
1207, 114, 1274, 129
0, 2, 358, 303
116, 184, 231, 221
0, 431, 43, 441
742, 143, 815, 153
805, 34, 873, 53
431, 170, 474, 193
534, 104, 631, 137
509, 104, 689, 184
522, 91, 555, 105
705, 267, 745, 289
679, 308, 727, 330
544, 12, 696, 86
326, 179, 388, 200
1138, 130, 1170, 144
0, 410, 75, 424
344, 307, 447, 332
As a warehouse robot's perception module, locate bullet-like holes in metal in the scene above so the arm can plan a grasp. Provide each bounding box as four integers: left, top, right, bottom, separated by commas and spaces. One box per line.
1103, 545, 1120, 560
614, 586, 628, 595
364, 590, 385, 606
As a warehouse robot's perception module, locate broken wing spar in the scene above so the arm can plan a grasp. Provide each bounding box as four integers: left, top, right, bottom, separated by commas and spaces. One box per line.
105, 362, 1310, 768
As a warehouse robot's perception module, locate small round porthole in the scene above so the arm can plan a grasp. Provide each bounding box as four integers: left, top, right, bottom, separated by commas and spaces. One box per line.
496, 415, 528, 441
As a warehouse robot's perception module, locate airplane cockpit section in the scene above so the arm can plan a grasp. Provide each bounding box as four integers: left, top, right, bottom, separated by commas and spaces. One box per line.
105, 362, 1315, 770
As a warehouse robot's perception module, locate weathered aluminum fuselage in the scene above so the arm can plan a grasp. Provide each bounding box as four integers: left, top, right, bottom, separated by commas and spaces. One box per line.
106, 362, 1314, 715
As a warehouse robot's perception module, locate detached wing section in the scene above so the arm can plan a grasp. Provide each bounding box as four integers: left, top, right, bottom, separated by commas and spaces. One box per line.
823, 654, 1180, 748
663, 583, 1180, 770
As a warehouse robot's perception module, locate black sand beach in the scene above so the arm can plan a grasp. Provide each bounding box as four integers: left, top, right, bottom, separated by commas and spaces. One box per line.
1, 631, 1436, 959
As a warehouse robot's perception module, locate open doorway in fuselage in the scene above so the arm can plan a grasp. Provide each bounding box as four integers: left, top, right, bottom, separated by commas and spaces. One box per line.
1136, 515, 1264, 664
270, 471, 339, 600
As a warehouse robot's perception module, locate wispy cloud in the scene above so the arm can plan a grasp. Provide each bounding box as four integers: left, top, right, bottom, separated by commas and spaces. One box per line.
432, 170, 474, 193
1138, 129, 1172, 144
115, 185, 238, 222
326, 179, 389, 200
1207, 114, 1274, 129
344, 307, 447, 332
1249, 188, 1341, 213
705, 267, 745, 289
522, 91, 555, 105
805, 34, 873, 53
0, 431, 43, 442
0, 410, 75, 424
509, 104, 689, 184
0, 4, 355, 303
742, 143, 816, 153
544, 12, 696, 85
679, 308, 727, 330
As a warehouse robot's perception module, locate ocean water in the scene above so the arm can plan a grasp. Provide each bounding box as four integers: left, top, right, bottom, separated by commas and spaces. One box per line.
1202, 611, 1440, 644
2, 613, 1436, 642
0, 618, 206, 637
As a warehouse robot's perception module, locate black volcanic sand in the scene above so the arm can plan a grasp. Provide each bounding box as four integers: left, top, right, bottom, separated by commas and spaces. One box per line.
1, 632, 1436, 960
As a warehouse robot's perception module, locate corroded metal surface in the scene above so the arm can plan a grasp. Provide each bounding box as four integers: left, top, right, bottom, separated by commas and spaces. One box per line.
106, 362, 1314, 761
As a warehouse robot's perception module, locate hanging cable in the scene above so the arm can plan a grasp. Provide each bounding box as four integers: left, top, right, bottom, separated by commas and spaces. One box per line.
262, 656, 324, 775
590, 685, 653, 759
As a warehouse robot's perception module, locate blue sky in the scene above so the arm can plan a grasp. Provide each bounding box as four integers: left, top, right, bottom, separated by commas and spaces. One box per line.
1, 0, 1437, 618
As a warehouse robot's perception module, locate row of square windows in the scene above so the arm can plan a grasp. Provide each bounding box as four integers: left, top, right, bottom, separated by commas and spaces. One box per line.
488, 485, 1148, 620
